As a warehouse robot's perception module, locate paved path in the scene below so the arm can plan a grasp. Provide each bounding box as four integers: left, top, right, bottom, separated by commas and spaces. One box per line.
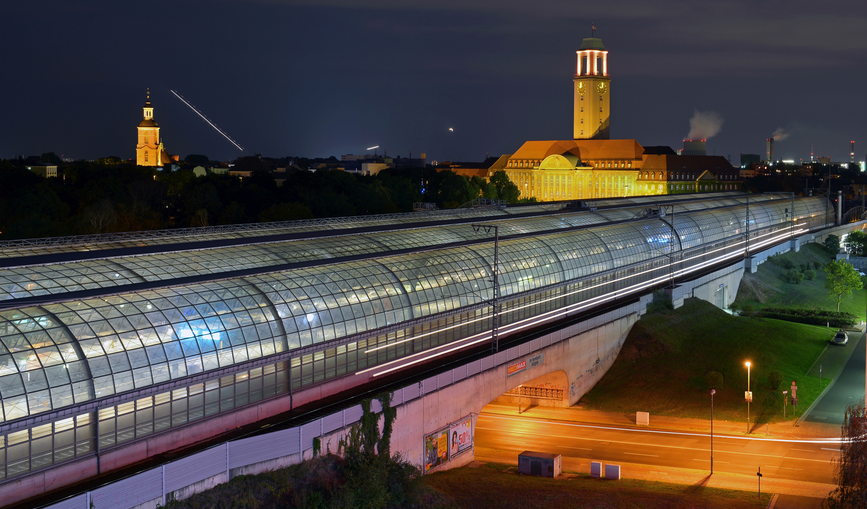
804, 330, 866, 426
772, 494, 824, 509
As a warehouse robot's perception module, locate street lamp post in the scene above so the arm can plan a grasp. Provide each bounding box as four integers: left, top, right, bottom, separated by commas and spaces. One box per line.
746, 361, 752, 434
710, 389, 715, 474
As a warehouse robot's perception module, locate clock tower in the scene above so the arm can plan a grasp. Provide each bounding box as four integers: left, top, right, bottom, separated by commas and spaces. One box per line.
573, 38, 610, 140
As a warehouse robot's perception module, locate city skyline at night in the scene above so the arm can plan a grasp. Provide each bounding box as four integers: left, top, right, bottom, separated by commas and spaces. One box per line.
2, 0, 865, 164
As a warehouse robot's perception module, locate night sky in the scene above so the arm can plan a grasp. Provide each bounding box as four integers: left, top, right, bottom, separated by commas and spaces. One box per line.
3, 0, 865, 165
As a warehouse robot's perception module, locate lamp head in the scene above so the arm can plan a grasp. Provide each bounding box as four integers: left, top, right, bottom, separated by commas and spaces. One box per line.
745, 361, 751, 368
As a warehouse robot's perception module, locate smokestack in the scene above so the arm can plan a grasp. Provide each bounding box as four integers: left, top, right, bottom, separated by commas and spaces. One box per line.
851, 141, 855, 164
683, 139, 707, 156
766, 138, 774, 163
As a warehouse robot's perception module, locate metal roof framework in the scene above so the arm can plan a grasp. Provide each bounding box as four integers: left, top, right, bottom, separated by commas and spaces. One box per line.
0, 194, 827, 424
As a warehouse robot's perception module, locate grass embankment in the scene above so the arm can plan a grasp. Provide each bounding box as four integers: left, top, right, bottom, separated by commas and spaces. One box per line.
426, 463, 771, 509
580, 244, 865, 424
737, 243, 866, 316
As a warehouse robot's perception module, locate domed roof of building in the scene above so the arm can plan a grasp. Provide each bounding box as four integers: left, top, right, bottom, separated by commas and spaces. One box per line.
579, 38, 606, 51
138, 118, 159, 128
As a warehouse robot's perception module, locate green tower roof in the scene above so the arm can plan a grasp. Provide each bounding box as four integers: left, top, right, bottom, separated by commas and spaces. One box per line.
579, 38, 606, 51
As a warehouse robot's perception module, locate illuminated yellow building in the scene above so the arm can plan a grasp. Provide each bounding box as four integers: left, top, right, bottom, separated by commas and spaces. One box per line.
500, 140, 641, 200
573, 38, 610, 140
136, 90, 172, 167
440, 36, 742, 202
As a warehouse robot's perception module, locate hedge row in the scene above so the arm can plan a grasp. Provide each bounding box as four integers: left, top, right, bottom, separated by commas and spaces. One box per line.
756, 307, 857, 328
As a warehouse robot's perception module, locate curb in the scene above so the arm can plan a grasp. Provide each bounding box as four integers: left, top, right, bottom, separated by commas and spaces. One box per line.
766, 493, 779, 509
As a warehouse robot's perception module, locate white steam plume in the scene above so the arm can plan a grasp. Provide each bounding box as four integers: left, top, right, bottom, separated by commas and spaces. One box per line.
686, 110, 724, 140
772, 127, 789, 141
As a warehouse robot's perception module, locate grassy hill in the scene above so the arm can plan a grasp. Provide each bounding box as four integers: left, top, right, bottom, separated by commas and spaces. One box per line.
735, 243, 866, 316
580, 243, 865, 424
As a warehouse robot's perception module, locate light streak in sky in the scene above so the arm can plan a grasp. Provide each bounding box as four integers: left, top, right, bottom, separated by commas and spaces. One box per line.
170, 90, 244, 151
366, 145, 379, 151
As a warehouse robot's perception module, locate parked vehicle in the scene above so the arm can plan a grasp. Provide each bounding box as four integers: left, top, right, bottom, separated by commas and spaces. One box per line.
832, 329, 849, 346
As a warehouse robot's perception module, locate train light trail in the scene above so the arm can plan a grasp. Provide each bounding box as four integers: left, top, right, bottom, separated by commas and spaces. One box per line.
170, 90, 245, 151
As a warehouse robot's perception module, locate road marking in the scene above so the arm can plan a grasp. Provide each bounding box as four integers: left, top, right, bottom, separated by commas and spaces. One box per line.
624, 452, 659, 457
561, 446, 592, 451
777, 466, 803, 470
478, 414, 844, 444
694, 459, 729, 463
821, 447, 840, 451
791, 448, 816, 452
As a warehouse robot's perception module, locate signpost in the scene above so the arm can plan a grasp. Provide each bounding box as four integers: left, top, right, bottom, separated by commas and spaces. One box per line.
757, 467, 763, 498
791, 380, 798, 416
783, 390, 788, 418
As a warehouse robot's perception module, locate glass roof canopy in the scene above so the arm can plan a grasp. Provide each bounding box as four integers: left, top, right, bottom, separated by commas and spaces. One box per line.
0, 191, 764, 261
0, 193, 810, 303
0, 195, 828, 423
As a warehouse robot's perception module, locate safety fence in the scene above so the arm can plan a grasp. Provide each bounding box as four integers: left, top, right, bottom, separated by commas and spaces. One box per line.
505, 385, 566, 401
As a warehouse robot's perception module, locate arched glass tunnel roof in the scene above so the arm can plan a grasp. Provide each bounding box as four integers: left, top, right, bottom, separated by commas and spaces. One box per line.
0, 194, 820, 303
0, 195, 828, 423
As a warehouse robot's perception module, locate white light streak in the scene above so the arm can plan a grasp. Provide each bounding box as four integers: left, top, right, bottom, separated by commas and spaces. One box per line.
170, 90, 244, 151
481, 414, 845, 444
366, 145, 380, 151
360, 225, 808, 378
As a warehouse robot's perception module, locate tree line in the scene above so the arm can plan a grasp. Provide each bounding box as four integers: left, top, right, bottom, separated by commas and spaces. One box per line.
0, 158, 523, 240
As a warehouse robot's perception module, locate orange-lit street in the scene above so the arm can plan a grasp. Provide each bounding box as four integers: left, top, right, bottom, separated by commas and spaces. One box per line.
475, 402, 839, 498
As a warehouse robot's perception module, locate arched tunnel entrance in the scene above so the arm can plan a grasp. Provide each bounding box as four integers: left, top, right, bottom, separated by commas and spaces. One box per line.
488, 370, 569, 411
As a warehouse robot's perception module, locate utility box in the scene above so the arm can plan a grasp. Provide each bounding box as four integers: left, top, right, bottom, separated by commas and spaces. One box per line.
636, 411, 650, 426
591, 461, 603, 478
605, 464, 621, 480
518, 451, 561, 478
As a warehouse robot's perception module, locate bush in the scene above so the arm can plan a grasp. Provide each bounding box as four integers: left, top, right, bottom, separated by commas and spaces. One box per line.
647, 289, 674, 313
785, 270, 804, 283
804, 270, 816, 280
740, 304, 754, 317
767, 370, 783, 391
813, 261, 823, 270
825, 234, 841, 254
754, 307, 858, 328
780, 259, 795, 270
705, 371, 724, 390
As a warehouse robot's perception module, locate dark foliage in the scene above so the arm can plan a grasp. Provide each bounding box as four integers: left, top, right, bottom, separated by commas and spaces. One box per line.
826, 402, 867, 508
754, 307, 857, 328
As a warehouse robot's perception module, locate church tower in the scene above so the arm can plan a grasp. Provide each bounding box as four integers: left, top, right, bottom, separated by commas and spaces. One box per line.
136, 90, 162, 166
573, 38, 610, 140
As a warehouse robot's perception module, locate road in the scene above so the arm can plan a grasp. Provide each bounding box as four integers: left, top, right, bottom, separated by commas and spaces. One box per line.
474, 412, 840, 484
803, 330, 866, 425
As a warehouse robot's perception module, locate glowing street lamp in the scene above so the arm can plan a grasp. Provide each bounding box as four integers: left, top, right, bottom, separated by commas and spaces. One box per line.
745, 361, 752, 434
710, 389, 715, 474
